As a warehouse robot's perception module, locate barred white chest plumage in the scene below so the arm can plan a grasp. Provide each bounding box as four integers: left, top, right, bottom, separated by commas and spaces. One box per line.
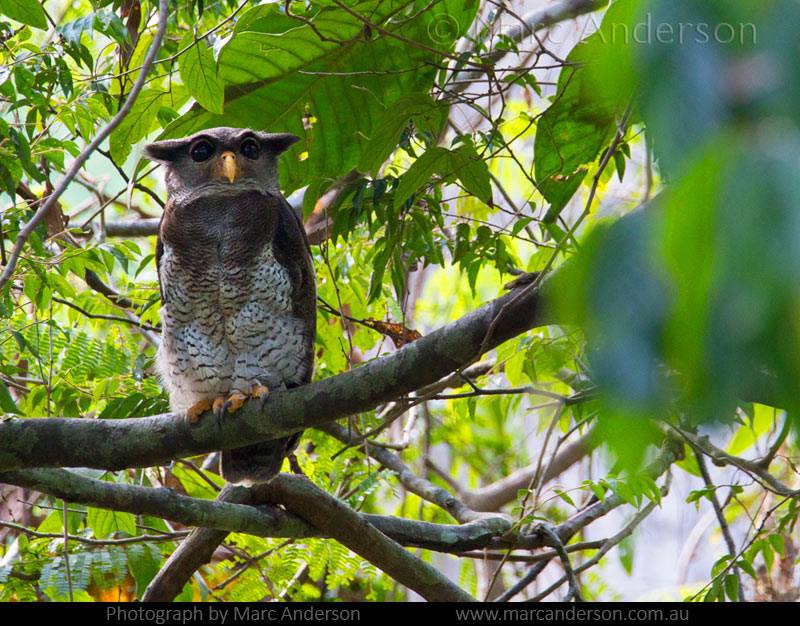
157, 240, 309, 414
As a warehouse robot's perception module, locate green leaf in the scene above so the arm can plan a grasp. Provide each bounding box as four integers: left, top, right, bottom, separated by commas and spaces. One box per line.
161, 0, 479, 195
59, 13, 95, 45
88, 507, 137, 539
358, 93, 445, 176
533, 2, 631, 222
393, 142, 491, 209
724, 574, 739, 602
768, 533, 785, 557
0, 382, 20, 414
178, 32, 225, 114
553, 489, 575, 508
127, 543, 163, 598
393, 146, 450, 208
0, 0, 47, 29
451, 144, 491, 203
541, 170, 587, 223
618, 536, 634, 575
110, 87, 187, 163
737, 558, 757, 580
727, 404, 776, 456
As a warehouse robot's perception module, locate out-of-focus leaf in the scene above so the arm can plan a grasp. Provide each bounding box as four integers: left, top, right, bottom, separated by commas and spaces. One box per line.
534, 1, 634, 222
0, 0, 47, 29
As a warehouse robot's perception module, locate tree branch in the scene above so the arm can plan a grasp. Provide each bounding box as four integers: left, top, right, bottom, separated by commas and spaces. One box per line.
694, 448, 744, 600
320, 421, 509, 528
142, 484, 250, 602
450, 0, 608, 93
495, 450, 675, 602
0, 280, 547, 471
0, 519, 187, 546
524, 499, 660, 602
428, 428, 597, 512
0, 446, 679, 603
666, 423, 799, 498
102, 218, 161, 238
0, 469, 530, 555
260, 475, 475, 602
0, 468, 506, 601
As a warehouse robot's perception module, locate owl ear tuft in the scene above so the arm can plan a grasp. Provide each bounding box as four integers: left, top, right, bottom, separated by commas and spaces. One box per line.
258, 133, 301, 157
143, 138, 189, 163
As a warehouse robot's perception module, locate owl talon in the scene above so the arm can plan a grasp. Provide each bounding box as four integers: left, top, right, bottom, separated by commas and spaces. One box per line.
251, 384, 270, 409
222, 390, 248, 415
212, 396, 227, 420
185, 399, 212, 423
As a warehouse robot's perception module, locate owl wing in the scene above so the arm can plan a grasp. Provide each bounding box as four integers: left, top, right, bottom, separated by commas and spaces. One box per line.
271, 192, 316, 383
154, 205, 167, 303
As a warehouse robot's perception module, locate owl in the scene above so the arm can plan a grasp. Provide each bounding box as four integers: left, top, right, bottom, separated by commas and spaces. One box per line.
144, 127, 315, 485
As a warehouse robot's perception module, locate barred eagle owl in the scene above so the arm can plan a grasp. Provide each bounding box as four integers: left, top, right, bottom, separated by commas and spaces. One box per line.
144, 127, 315, 485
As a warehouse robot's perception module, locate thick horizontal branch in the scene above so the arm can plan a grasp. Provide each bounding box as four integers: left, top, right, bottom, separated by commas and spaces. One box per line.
0, 282, 546, 472
0, 468, 529, 555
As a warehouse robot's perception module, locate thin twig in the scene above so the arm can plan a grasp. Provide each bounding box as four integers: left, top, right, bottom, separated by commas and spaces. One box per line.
694, 448, 744, 600
667, 423, 798, 498
62, 499, 74, 602
540, 524, 583, 601
0, 520, 188, 546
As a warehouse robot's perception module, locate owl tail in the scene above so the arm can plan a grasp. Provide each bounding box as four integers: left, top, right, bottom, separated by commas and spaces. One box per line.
220, 432, 301, 485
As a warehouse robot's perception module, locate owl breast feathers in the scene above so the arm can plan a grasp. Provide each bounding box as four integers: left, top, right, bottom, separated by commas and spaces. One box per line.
145, 127, 315, 485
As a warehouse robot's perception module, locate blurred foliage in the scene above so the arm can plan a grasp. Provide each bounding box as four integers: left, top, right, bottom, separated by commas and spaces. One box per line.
0, 0, 798, 603
553, 0, 800, 461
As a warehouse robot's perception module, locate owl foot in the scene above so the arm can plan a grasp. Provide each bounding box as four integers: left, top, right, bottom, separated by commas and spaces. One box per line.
220, 390, 248, 417
212, 395, 228, 420
185, 399, 212, 423
251, 384, 270, 409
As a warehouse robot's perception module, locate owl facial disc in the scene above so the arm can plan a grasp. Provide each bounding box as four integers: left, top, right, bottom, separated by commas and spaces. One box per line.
144, 127, 301, 202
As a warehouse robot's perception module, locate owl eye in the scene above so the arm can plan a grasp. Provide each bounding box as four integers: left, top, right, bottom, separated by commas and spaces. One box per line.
190, 140, 214, 162
240, 138, 260, 160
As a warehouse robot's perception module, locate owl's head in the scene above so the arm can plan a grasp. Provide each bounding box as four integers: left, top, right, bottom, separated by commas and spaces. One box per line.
144, 127, 299, 203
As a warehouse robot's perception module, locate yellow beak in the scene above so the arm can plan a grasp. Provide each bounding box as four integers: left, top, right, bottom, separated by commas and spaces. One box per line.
220, 151, 237, 183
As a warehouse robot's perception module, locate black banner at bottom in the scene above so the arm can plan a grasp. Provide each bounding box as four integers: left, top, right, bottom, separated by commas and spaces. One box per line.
0, 601, 791, 624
